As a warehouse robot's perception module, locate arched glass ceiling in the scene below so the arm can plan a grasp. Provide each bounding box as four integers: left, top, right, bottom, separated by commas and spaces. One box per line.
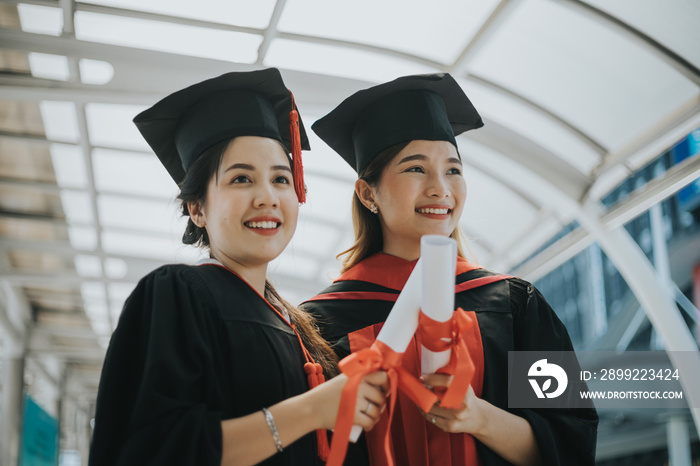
1, 0, 699, 415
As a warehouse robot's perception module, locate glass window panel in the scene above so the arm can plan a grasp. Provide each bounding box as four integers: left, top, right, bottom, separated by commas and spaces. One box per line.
468, 0, 698, 152
78, 0, 276, 29
97, 194, 182, 234
17, 4, 63, 36
458, 139, 575, 217
74, 11, 262, 64
67, 225, 98, 250
81, 282, 106, 301
464, 79, 601, 175
461, 166, 537, 253
60, 190, 94, 224
314, 230, 355, 281
84, 103, 150, 151
28, 53, 69, 81
107, 281, 136, 304
504, 215, 563, 270
109, 299, 127, 323
92, 148, 178, 198
84, 301, 111, 337
272, 285, 313, 308
51, 144, 88, 189
104, 257, 128, 279
40, 101, 79, 143
278, 0, 500, 64
584, 0, 700, 70
265, 39, 438, 84
74, 254, 102, 278
286, 218, 339, 256
303, 127, 358, 182
270, 252, 318, 281
300, 175, 354, 226
101, 229, 204, 262
466, 240, 492, 267
79, 59, 114, 85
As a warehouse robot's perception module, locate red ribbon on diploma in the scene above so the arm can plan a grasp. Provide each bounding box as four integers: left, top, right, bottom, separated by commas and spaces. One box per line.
418, 307, 476, 408
326, 340, 438, 466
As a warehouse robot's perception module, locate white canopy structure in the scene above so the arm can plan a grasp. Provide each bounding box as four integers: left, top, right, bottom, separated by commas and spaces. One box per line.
1, 1, 699, 464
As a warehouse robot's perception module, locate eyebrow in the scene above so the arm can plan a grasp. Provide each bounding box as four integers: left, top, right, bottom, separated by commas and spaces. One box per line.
396, 154, 428, 165
396, 154, 463, 165
223, 163, 292, 173
224, 163, 255, 172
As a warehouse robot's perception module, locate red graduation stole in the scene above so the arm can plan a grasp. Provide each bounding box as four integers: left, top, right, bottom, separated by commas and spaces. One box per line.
319, 254, 511, 466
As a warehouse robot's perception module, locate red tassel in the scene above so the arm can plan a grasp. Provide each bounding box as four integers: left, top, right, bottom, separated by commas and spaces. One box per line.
316, 420, 330, 461
289, 92, 305, 204
304, 362, 330, 461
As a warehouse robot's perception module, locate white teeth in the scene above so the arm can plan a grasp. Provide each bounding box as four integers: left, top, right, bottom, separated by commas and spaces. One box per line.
417, 208, 449, 214
246, 221, 279, 229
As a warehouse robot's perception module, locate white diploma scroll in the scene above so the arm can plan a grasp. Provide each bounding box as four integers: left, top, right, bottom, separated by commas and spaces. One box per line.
419, 235, 457, 375
375, 259, 423, 352
349, 259, 423, 441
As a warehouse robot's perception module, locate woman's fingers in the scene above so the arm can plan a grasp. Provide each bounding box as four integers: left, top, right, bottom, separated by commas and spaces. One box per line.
358, 397, 380, 419
358, 382, 386, 415
423, 411, 446, 429
420, 373, 453, 389
364, 370, 390, 393
355, 398, 380, 428
354, 375, 389, 429
417, 386, 482, 434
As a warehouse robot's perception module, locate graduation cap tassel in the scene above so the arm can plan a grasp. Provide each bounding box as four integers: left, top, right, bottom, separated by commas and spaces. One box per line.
305, 362, 330, 461
289, 92, 306, 204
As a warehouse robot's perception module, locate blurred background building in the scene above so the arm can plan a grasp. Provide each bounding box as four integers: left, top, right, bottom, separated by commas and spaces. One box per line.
0, 1, 699, 465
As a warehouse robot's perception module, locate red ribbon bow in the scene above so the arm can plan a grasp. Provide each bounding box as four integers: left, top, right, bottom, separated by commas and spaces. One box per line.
418, 307, 476, 408
326, 340, 438, 466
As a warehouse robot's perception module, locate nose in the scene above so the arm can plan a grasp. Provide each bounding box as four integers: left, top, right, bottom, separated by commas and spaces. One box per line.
253, 181, 279, 208
426, 173, 450, 198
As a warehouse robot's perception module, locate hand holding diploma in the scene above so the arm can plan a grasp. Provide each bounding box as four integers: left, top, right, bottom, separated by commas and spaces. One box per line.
345, 258, 423, 442
327, 238, 448, 466
326, 235, 476, 466
420, 235, 457, 373
418, 236, 477, 409
418, 377, 486, 434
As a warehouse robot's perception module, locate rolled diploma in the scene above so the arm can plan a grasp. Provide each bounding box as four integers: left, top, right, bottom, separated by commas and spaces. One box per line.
349, 259, 423, 441
420, 235, 457, 375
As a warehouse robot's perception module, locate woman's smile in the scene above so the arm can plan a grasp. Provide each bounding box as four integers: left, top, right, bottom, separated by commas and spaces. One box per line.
244, 215, 283, 236
415, 203, 454, 219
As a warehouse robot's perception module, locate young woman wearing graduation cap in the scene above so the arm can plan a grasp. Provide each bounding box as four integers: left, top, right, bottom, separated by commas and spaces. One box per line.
301, 73, 598, 466
88, 68, 389, 466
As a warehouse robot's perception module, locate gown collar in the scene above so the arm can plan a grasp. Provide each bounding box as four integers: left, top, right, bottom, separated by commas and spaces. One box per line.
196, 258, 290, 322
335, 252, 481, 291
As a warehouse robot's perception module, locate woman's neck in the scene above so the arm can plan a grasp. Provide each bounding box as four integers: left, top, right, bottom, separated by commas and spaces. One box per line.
380, 238, 420, 262
211, 252, 268, 297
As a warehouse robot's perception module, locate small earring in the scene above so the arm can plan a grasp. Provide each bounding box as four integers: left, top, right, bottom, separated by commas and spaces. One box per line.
370, 204, 378, 214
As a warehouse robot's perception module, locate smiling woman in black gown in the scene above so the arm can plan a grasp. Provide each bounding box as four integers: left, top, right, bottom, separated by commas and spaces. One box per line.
89, 68, 388, 466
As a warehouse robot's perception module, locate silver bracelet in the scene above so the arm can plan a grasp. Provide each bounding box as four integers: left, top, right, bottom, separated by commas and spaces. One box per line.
262, 407, 284, 453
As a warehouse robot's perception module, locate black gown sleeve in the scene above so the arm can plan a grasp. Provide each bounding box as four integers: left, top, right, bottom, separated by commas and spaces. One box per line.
511, 279, 598, 466
89, 265, 225, 466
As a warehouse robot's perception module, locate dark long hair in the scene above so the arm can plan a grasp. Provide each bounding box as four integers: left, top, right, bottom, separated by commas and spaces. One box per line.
177, 140, 338, 374
338, 141, 472, 273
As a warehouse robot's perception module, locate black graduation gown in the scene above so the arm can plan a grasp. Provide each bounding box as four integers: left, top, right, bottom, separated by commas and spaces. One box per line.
89, 263, 323, 466
301, 253, 598, 466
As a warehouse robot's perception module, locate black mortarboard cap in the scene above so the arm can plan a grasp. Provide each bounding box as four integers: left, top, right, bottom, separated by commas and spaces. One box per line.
133, 68, 310, 201
312, 73, 483, 174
